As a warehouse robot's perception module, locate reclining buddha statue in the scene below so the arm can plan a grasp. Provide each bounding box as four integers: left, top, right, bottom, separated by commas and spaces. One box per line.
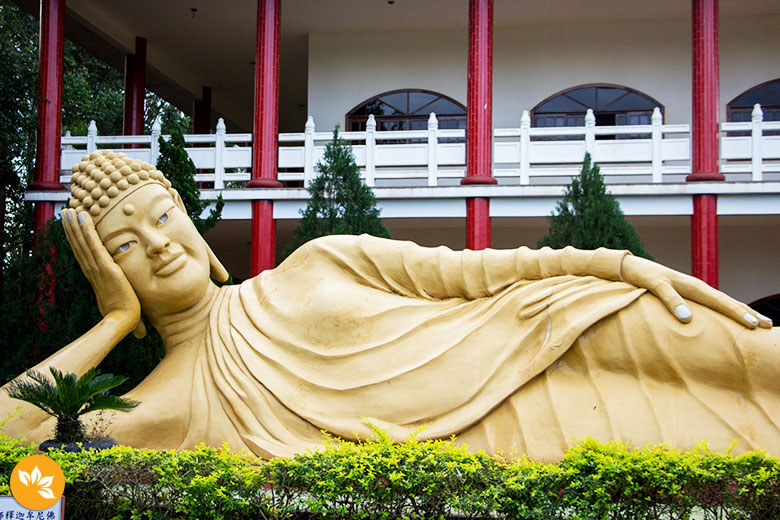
1, 150, 778, 462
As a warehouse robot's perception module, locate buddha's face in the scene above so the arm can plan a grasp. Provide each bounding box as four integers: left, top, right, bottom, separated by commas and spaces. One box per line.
96, 183, 211, 316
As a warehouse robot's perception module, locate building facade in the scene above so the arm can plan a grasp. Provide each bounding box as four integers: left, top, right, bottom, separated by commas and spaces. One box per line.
20, 0, 780, 311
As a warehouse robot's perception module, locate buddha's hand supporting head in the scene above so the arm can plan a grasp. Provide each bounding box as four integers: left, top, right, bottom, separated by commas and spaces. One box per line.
63, 151, 229, 332
62, 207, 143, 336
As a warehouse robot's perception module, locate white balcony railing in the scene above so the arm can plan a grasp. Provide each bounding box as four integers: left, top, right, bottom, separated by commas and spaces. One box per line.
59, 104, 780, 189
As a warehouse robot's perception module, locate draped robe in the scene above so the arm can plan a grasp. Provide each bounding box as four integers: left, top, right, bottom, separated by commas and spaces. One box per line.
177, 235, 780, 461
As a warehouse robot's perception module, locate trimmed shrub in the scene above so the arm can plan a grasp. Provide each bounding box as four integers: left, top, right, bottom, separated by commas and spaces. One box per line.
0, 429, 778, 519
265, 427, 502, 519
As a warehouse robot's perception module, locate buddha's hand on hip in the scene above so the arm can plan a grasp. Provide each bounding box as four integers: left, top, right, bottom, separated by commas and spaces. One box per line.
621, 255, 771, 329
62, 209, 142, 336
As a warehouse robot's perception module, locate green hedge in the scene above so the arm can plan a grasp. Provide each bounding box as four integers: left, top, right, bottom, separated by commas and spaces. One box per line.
2, 427, 779, 519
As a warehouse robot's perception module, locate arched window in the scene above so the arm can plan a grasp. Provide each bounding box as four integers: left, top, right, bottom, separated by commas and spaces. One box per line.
531, 84, 663, 131
346, 89, 466, 132
727, 79, 780, 122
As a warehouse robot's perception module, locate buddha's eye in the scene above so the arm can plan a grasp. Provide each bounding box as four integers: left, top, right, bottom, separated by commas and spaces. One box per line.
158, 212, 169, 225
118, 242, 133, 253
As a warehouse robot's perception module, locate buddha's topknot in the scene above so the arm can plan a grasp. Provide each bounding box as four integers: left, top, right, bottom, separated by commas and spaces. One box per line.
69, 150, 175, 222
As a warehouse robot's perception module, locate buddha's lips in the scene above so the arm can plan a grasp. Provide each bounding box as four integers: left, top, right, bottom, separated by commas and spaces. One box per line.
155, 251, 185, 276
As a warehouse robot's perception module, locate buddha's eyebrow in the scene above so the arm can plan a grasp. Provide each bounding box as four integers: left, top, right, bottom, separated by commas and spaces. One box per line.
99, 192, 173, 242
100, 226, 134, 243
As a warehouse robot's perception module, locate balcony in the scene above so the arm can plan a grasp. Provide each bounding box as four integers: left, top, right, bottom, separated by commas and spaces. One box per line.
26, 104, 780, 220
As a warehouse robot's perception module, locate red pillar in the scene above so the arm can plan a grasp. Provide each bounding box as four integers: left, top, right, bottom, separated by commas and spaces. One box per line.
688, 0, 724, 288
248, 0, 282, 275
123, 37, 146, 136
461, 0, 496, 250
691, 195, 719, 288
251, 201, 276, 275
30, 0, 65, 231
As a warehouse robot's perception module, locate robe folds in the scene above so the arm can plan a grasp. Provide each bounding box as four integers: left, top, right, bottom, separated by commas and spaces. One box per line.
179, 235, 780, 461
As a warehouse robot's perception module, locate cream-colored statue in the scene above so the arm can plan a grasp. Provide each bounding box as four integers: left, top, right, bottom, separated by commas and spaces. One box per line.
1, 150, 778, 462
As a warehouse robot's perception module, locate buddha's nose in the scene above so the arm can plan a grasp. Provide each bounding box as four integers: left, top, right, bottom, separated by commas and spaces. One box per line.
145, 230, 171, 257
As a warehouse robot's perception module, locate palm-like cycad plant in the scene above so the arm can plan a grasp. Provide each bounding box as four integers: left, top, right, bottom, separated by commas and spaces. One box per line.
5, 367, 139, 443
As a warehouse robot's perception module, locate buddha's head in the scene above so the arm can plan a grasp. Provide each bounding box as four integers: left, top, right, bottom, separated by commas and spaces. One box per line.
68, 151, 228, 318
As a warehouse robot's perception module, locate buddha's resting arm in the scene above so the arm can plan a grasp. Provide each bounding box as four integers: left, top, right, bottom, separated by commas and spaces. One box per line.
0, 311, 137, 425
0, 212, 139, 430
314, 235, 769, 329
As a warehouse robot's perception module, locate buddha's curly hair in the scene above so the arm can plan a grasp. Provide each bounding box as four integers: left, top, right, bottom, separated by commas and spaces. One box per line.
68, 150, 175, 223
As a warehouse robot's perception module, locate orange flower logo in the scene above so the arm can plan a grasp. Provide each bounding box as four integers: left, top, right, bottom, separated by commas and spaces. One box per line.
10, 455, 65, 510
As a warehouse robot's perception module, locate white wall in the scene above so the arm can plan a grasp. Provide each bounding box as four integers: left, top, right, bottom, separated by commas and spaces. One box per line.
306, 14, 780, 132
308, 29, 467, 133
720, 14, 780, 109
495, 18, 689, 125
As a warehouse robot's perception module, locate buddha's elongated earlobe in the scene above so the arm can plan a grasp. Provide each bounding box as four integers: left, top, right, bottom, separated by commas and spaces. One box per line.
170, 188, 230, 283
133, 319, 147, 339
207, 243, 229, 282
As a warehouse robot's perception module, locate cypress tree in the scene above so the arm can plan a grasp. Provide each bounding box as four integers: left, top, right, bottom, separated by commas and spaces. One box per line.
283, 126, 390, 257
537, 153, 653, 259
156, 126, 223, 234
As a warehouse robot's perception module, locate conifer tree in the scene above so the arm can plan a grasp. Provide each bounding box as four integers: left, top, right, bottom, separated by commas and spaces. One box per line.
156, 126, 223, 234
283, 126, 390, 257
537, 153, 653, 259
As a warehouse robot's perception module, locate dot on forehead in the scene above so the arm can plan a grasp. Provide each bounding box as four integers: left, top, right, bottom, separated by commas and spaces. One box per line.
123, 204, 135, 216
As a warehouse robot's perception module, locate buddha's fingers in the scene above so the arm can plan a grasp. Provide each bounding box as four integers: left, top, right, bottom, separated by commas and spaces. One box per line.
756, 311, 773, 328
670, 274, 765, 329
61, 209, 139, 322
76, 210, 115, 272
647, 280, 692, 324
62, 209, 98, 275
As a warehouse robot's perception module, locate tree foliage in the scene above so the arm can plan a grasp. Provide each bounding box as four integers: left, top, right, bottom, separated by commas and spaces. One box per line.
283, 126, 390, 257
5, 367, 138, 442
0, 1, 39, 287
0, 0, 199, 391
537, 153, 653, 259
61, 43, 124, 137
156, 126, 223, 234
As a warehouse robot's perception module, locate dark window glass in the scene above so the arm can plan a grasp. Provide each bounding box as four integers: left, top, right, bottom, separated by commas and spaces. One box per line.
421, 97, 464, 116
381, 92, 408, 113
568, 87, 597, 107
537, 95, 586, 113
409, 92, 439, 114
346, 89, 466, 143
531, 84, 662, 140
373, 101, 401, 116
595, 87, 625, 107
727, 79, 780, 135
729, 79, 780, 109
607, 92, 656, 111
